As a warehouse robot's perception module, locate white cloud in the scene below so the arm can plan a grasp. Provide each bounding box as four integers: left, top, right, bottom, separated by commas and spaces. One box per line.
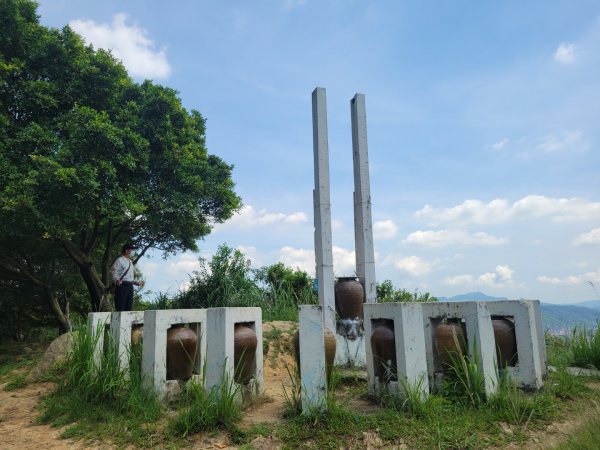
496, 265, 514, 282
444, 274, 474, 286
537, 129, 588, 153
403, 230, 507, 247
415, 195, 600, 225
277, 246, 314, 274
573, 228, 600, 246
537, 269, 600, 286
373, 220, 398, 240
394, 256, 433, 277
70, 13, 171, 79
276, 245, 355, 275
159, 252, 202, 279
236, 245, 262, 266
553, 43, 576, 65
443, 265, 515, 288
332, 246, 356, 275
215, 205, 308, 230
491, 138, 509, 150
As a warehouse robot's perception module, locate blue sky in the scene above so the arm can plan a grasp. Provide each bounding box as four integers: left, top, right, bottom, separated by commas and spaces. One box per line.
38, 1, 600, 304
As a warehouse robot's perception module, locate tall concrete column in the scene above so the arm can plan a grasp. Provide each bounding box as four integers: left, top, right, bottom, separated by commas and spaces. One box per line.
351, 94, 377, 303
312, 87, 336, 332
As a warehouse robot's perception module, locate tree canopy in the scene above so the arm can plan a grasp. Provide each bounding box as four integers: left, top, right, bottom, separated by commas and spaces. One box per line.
0, 0, 242, 319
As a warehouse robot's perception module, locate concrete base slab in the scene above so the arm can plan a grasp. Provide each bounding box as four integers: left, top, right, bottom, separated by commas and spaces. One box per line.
335, 334, 366, 367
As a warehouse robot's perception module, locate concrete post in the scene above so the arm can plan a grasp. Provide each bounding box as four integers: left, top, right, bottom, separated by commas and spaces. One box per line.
421, 302, 498, 396
364, 303, 429, 397
87, 312, 111, 371
486, 300, 545, 389
299, 305, 328, 414
205, 307, 264, 398
141, 309, 207, 399
312, 87, 336, 332
110, 311, 144, 374
351, 94, 377, 304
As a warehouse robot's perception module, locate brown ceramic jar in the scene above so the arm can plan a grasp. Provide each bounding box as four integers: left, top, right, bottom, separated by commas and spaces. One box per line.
492, 316, 518, 367
234, 323, 258, 384
433, 319, 467, 369
166, 324, 198, 380
335, 277, 365, 320
370, 321, 397, 382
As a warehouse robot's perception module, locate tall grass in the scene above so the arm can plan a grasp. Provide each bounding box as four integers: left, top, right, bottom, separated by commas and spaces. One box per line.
546, 322, 600, 370
377, 375, 442, 418
569, 325, 600, 369
38, 324, 162, 446
168, 366, 242, 437
488, 370, 556, 425
282, 362, 343, 419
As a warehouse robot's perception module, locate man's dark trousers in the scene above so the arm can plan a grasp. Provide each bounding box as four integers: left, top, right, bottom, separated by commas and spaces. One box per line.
115, 283, 134, 311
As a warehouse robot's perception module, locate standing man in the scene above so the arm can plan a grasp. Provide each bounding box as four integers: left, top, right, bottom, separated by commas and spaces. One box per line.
111, 243, 144, 312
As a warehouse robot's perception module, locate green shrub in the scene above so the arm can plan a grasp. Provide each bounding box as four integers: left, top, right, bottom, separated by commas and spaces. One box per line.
376, 280, 437, 303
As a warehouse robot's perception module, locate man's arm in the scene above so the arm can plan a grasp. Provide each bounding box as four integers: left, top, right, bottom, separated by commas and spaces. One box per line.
110, 258, 122, 285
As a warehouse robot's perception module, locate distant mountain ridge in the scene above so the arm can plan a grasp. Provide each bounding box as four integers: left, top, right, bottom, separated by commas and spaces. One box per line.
438, 291, 508, 302
436, 292, 600, 333
572, 300, 600, 310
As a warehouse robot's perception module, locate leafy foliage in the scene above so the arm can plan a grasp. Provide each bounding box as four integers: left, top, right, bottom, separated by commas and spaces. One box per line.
376, 279, 438, 303
173, 244, 318, 321
0, 0, 241, 313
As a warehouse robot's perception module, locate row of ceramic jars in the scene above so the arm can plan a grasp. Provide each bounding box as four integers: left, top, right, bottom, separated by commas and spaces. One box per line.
130, 323, 258, 383
371, 317, 518, 381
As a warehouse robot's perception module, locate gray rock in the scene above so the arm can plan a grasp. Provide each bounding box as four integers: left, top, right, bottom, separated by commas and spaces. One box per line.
26, 332, 77, 382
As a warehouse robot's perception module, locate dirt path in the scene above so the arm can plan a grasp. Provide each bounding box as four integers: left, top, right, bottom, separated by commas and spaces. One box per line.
0, 380, 107, 449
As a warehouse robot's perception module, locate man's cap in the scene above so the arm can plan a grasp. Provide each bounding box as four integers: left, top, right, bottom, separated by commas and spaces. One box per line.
122, 243, 136, 253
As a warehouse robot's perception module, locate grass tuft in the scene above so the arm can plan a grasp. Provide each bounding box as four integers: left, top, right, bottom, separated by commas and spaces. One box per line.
168, 368, 242, 437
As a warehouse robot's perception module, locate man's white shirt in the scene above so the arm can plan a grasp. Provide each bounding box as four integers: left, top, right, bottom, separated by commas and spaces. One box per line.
111, 256, 134, 283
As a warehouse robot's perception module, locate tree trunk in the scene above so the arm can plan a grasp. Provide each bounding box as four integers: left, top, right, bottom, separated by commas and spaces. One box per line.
78, 264, 111, 312
61, 239, 111, 312
46, 290, 71, 333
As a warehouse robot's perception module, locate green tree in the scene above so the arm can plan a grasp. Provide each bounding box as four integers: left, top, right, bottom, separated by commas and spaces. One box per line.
376, 279, 438, 303
175, 244, 259, 309
255, 261, 315, 303
0, 0, 241, 312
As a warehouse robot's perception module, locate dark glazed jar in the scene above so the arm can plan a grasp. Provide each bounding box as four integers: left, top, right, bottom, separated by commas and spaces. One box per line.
166, 324, 198, 380
335, 277, 365, 320
371, 321, 397, 382
492, 316, 518, 367
433, 319, 467, 369
293, 328, 337, 382
234, 323, 258, 384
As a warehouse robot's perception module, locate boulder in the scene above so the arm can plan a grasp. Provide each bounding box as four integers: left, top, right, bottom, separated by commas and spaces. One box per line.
26, 332, 76, 382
